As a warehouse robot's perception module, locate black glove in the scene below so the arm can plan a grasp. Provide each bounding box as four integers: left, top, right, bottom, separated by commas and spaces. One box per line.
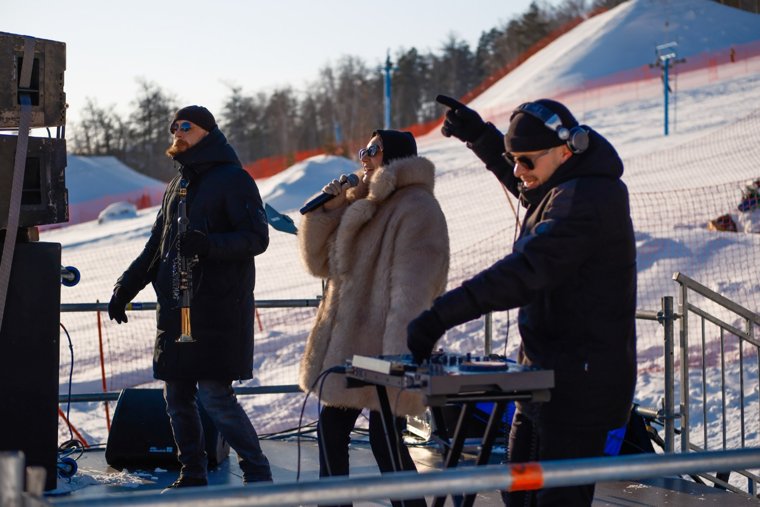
407, 309, 447, 364
436, 94, 487, 143
179, 230, 210, 257
108, 286, 129, 324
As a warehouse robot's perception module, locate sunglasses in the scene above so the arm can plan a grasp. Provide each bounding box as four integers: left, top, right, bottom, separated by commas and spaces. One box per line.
358, 144, 382, 160
170, 121, 193, 134
502, 148, 551, 170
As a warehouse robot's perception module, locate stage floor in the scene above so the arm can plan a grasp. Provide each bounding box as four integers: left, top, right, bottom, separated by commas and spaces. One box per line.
45, 438, 758, 506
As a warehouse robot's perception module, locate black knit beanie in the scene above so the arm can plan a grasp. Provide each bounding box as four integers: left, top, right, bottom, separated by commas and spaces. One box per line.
505, 99, 578, 153
373, 130, 417, 165
170, 105, 217, 133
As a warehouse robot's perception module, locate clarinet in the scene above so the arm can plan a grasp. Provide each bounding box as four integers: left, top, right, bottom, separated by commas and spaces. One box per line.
175, 177, 196, 343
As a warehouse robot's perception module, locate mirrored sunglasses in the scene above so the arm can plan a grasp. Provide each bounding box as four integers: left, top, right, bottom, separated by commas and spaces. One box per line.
170, 121, 193, 134
358, 144, 382, 160
502, 149, 551, 170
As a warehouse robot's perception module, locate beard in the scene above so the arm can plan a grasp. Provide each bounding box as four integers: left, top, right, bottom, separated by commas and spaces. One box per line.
166, 139, 189, 158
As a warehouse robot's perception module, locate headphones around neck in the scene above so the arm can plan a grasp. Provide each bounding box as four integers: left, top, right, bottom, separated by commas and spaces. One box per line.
513, 102, 589, 154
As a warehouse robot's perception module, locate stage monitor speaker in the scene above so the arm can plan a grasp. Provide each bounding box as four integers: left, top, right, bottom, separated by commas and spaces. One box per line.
0, 31, 66, 129
407, 402, 513, 445
105, 388, 230, 469
0, 242, 61, 491
0, 135, 68, 229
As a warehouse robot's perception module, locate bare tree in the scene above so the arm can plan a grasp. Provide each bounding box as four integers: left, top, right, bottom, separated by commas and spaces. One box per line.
70, 98, 127, 157
265, 87, 300, 157
219, 84, 266, 162
392, 47, 430, 127
125, 78, 177, 181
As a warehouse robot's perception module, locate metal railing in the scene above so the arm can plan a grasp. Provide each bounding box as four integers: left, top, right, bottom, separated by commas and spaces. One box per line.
673, 271, 760, 495
58, 298, 321, 404
60, 298, 322, 313
635, 297, 679, 453
14, 448, 760, 506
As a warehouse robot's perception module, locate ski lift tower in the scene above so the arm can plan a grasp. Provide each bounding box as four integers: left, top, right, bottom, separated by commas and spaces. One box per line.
652, 42, 684, 136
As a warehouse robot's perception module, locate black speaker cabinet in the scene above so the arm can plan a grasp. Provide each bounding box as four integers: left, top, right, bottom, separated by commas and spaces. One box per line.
105, 388, 230, 469
0, 135, 68, 229
408, 402, 512, 445
0, 31, 66, 129
0, 241, 61, 491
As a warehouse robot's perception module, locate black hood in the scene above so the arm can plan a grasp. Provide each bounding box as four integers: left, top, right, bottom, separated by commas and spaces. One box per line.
174, 127, 241, 179
373, 129, 417, 166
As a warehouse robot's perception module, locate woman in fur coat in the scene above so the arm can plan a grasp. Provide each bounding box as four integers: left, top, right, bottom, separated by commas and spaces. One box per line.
298, 129, 449, 506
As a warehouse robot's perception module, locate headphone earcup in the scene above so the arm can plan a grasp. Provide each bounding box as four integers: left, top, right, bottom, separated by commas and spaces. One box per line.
567, 127, 589, 154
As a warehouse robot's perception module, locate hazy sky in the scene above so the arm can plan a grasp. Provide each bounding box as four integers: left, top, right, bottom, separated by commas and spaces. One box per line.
3, 0, 547, 125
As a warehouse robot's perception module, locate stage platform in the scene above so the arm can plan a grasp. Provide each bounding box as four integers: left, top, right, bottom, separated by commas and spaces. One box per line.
45, 437, 758, 506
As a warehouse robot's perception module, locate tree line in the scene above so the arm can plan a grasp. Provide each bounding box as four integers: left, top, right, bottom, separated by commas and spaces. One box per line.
71, 0, 627, 181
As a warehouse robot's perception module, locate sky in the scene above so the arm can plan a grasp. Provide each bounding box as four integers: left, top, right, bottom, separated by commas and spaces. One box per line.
2, 0, 544, 126
31, 0, 760, 496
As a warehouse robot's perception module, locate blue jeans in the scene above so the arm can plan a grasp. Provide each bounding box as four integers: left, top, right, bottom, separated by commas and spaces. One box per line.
164, 379, 272, 482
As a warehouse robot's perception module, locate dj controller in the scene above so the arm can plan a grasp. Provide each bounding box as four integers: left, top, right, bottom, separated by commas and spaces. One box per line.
346, 352, 554, 405
346, 352, 555, 507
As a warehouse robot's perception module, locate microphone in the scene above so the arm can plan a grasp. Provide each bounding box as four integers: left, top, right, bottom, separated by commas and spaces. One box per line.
299, 174, 360, 215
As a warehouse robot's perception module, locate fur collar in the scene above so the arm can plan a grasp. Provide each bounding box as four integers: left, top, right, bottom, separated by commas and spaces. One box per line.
345, 156, 435, 203
334, 156, 436, 277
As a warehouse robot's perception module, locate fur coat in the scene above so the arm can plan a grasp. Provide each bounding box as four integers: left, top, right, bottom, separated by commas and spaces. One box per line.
298, 155, 449, 415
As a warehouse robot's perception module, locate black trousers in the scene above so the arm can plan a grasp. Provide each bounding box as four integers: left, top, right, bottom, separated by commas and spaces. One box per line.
503, 410, 609, 507
318, 405, 426, 507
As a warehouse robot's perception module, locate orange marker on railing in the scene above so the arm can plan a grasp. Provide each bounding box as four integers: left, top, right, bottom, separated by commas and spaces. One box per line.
509, 462, 545, 491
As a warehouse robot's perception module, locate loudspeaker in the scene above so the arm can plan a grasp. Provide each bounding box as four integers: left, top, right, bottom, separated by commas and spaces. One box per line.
0, 31, 66, 129
0, 135, 68, 229
105, 388, 230, 469
512, 101, 589, 154
0, 241, 61, 491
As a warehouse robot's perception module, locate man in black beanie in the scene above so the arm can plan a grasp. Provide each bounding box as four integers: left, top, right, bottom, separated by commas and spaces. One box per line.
107, 105, 273, 490
407, 96, 636, 507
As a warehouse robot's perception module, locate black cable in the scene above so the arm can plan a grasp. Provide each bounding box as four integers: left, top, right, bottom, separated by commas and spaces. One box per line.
58, 439, 84, 461
56, 323, 84, 481
60, 323, 75, 442
260, 420, 318, 440
296, 365, 346, 481
295, 381, 314, 482
503, 310, 510, 357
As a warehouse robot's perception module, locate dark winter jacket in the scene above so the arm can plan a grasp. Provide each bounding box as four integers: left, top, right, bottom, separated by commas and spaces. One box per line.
114, 127, 269, 381
433, 123, 637, 430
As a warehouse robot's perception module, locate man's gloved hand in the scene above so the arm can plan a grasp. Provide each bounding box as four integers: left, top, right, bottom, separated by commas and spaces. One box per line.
436, 95, 487, 143
108, 286, 129, 324
407, 309, 447, 364
179, 230, 210, 257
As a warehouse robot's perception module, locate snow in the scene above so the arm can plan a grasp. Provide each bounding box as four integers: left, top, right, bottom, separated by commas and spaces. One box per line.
36, 0, 760, 493
56, 156, 166, 229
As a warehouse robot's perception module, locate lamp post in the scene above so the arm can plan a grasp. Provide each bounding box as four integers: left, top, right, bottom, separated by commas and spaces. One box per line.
382, 51, 397, 130
652, 42, 685, 136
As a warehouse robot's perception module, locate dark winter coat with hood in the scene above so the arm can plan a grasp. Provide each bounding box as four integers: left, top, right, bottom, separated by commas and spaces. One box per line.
114, 127, 269, 381
433, 123, 637, 431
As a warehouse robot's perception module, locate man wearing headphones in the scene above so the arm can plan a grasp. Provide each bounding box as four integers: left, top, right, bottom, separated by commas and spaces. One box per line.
407, 96, 636, 507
